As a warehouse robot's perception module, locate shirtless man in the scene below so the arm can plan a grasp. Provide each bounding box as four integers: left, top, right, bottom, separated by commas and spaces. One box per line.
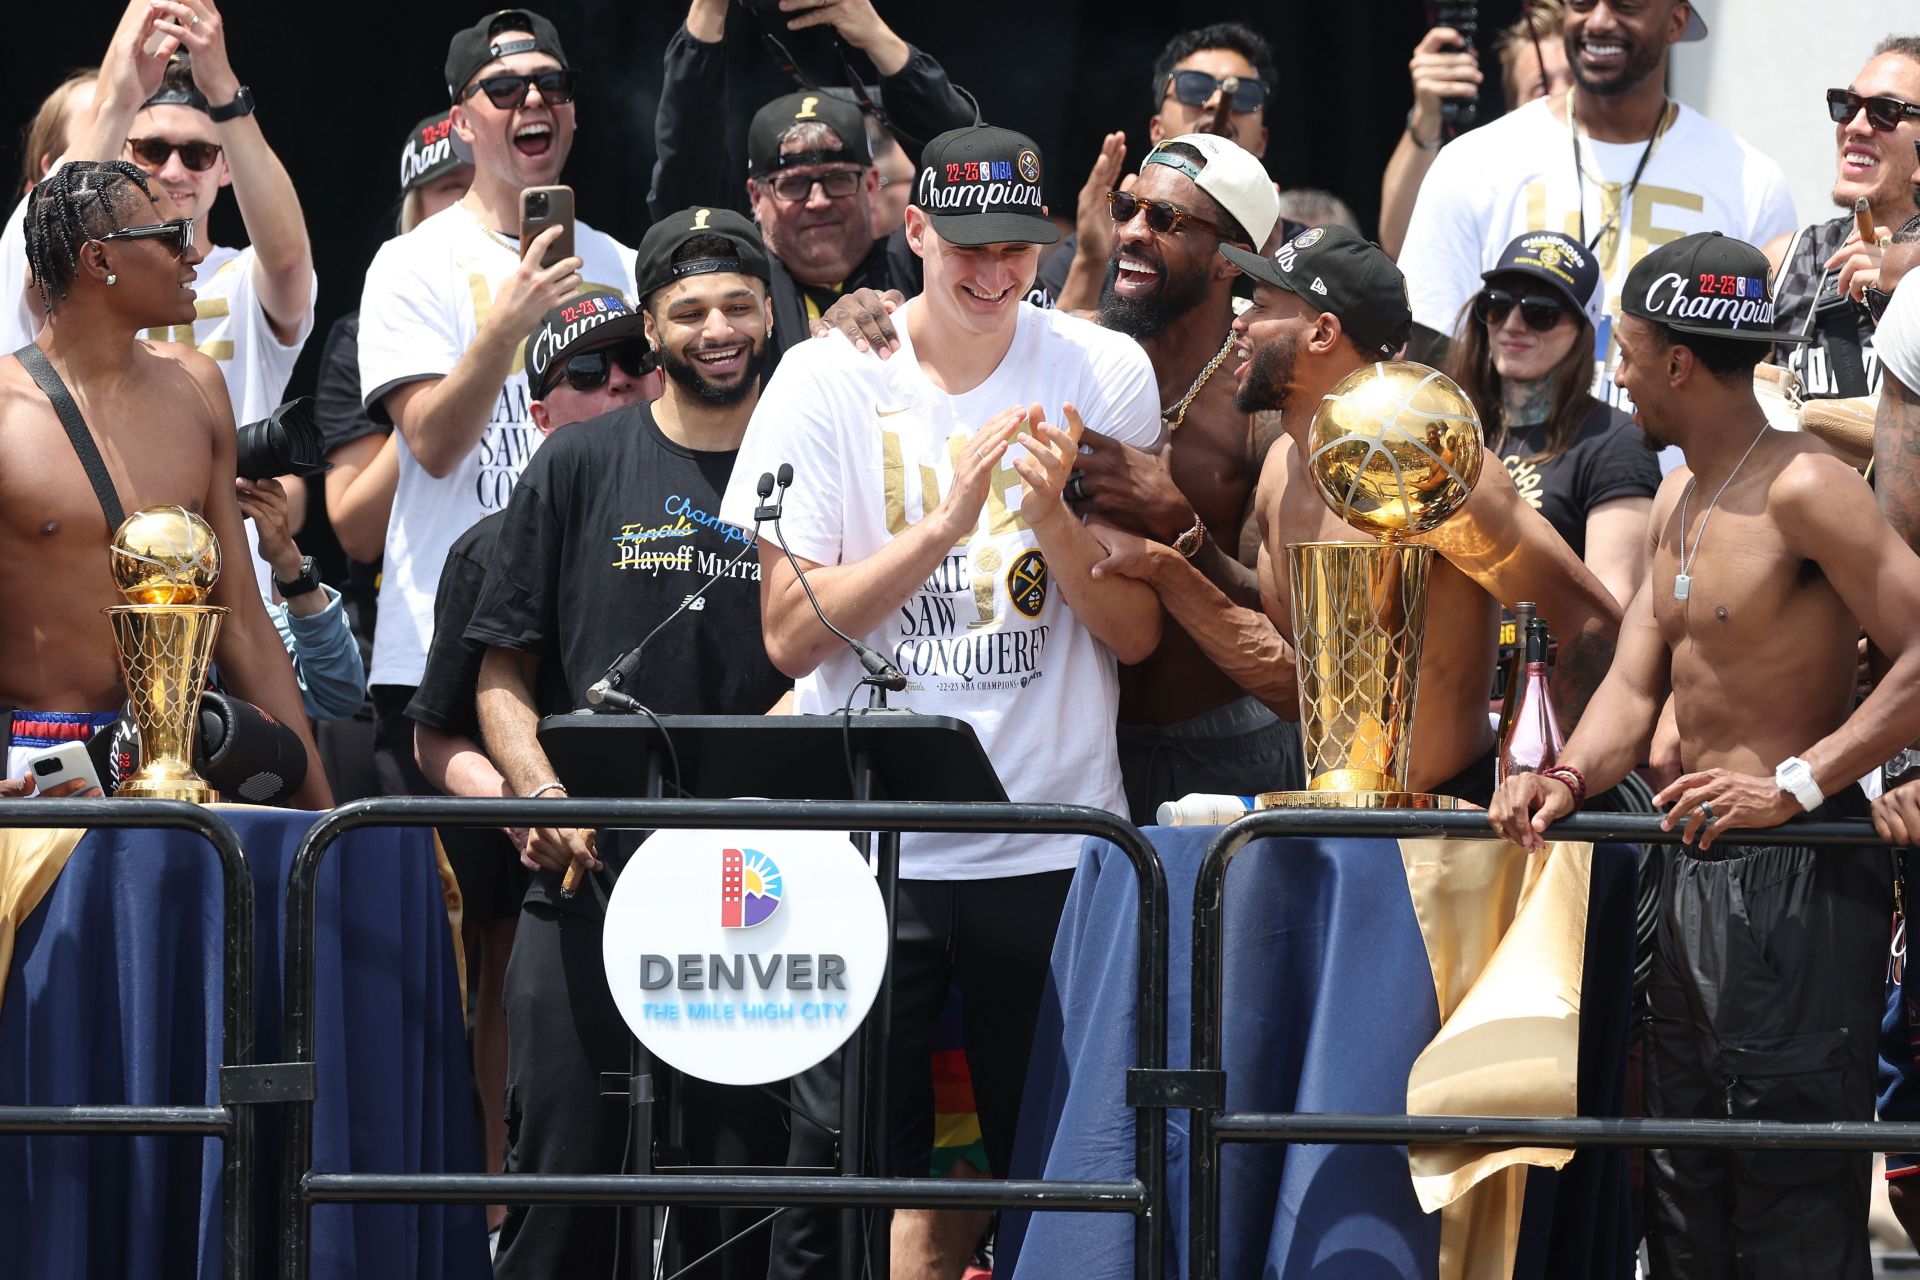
1092, 224, 1621, 802
0, 160, 327, 806
1491, 232, 1920, 1279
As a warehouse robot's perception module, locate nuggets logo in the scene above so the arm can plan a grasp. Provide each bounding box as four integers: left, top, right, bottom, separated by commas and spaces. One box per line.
1007, 550, 1048, 618
1017, 149, 1040, 183
721, 848, 782, 929
1292, 227, 1324, 250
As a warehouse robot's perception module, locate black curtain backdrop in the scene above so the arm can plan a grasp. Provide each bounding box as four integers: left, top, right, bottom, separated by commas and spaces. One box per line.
2, 0, 1523, 408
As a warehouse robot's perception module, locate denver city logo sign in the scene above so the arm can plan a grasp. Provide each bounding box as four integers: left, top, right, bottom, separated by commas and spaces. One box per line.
602, 828, 888, 1085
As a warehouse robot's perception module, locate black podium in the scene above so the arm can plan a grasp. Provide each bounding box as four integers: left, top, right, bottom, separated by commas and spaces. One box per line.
538, 710, 1007, 1280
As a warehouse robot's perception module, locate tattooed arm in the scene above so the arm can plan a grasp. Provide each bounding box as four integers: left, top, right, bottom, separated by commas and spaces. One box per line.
1876, 367, 1920, 553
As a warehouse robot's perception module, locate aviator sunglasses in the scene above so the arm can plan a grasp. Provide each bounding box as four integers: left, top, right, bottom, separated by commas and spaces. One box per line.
1106, 190, 1240, 241
464, 68, 579, 110
542, 341, 653, 396
1826, 88, 1920, 132
1164, 69, 1269, 114
95, 217, 195, 260
1473, 287, 1568, 331
125, 137, 223, 172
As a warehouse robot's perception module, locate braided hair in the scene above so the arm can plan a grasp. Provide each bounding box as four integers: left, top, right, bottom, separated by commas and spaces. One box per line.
24, 160, 157, 315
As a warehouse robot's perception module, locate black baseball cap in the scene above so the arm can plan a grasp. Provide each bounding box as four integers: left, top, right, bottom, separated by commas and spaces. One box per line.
910, 125, 1059, 247
1222, 225, 1411, 359
1622, 231, 1805, 345
1481, 230, 1600, 319
634, 207, 772, 303
445, 9, 569, 101
525, 291, 650, 397
748, 92, 871, 176
399, 110, 473, 194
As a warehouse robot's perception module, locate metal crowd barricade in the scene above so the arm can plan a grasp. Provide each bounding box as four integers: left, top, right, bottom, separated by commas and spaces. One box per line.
0, 798, 258, 1280
1185, 808, 1920, 1278
277, 795, 1172, 1280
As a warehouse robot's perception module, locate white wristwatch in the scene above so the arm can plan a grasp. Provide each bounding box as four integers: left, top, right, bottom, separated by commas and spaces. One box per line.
1774, 756, 1824, 812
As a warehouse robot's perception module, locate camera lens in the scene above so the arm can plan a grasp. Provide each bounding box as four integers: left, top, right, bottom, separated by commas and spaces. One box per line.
528, 193, 548, 214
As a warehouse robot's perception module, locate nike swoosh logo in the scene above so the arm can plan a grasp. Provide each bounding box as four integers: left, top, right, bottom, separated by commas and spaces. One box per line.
876, 405, 911, 417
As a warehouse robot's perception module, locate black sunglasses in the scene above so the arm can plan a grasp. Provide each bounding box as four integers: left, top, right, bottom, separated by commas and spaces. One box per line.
1826, 88, 1920, 132
1165, 69, 1268, 114
764, 168, 864, 203
1473, 287, 1568, 332
1107, 190, 1239, 242
465, 68, 578, 109
125, 136, 223, 173
543, 341, 653, 396
95, 217, 195, 260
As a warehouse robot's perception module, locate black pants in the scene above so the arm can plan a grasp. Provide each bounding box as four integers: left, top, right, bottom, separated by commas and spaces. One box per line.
767, 869, 1075, 1280
493, 892, 788, 1280
1644, 788, 1892, 1280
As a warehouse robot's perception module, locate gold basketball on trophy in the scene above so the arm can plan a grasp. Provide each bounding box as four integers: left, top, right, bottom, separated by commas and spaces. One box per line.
110, 506, 221, 604
1306, 361, 1483, 538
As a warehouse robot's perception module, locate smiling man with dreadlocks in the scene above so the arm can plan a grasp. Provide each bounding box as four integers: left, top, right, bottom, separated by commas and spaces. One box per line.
0, 159, 329, 806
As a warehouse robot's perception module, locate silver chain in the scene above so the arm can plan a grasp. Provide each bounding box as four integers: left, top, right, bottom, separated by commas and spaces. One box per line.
1676, 420, 1770, 591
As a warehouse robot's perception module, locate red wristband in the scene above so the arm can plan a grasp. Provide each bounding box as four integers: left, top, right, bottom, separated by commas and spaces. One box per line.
1538, 765, 1587, 810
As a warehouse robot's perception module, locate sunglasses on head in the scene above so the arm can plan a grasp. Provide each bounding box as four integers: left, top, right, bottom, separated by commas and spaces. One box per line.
1165, 69, 1268, 114
1473, 287, 1568, 331
95, 217, 195, 260
125, 137, 222, 173
1826, 88, 1920, 132
1106, 190, 1239, 242
464, 68, 578, 110
542, 341, 652, 396
764, 168, 864, 203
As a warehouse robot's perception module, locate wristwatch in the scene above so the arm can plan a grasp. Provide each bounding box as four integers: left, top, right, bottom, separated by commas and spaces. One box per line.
1171, 512, 1208, 560
1774, 755, 1825, 813
208, 86, 256, 123
273, 554, 321, 600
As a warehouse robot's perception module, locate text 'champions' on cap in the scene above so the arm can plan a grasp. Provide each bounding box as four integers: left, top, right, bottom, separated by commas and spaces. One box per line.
524, 290, 650, 396
1622, 231, 1806, 346
399, 110, 473, 194
910, 125, 1059, 247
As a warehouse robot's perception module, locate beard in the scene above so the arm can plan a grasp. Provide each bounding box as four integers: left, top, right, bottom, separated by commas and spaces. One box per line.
660, 338, 769, 407
1096, 252, 1212, 340
1564, 30, 1664, 97
1233, 332, 1299, 414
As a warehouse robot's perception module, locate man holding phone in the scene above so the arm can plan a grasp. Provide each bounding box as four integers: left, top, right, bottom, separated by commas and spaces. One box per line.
356, 7, 636, 804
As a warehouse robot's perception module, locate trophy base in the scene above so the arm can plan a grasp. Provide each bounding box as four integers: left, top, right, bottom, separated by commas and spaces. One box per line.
1255, 790, 1467, 811
117, 772, 217, 805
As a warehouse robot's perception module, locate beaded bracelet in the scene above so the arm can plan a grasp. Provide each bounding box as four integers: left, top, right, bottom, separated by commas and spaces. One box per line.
1537, 765, 1588, 810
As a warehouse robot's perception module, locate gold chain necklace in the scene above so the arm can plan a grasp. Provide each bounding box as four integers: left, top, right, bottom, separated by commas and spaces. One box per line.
1162, 332, 1237, 432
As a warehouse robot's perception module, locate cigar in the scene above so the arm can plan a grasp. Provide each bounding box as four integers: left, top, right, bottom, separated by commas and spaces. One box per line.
558, 829, 596, 899
1855, 196, 1876, 245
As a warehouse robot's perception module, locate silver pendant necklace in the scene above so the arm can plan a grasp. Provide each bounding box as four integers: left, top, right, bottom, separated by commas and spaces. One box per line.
1674, 421, 1769, 601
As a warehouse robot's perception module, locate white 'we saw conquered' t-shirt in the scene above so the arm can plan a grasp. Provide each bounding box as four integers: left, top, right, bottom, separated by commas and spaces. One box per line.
718, 301, 1160, 880
1400, 97, 1796, 396
357, 202, 636, 688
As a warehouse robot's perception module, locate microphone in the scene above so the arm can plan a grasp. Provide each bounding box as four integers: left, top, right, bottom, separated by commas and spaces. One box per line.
769, 463, 908, 696
584, 470, 781, 711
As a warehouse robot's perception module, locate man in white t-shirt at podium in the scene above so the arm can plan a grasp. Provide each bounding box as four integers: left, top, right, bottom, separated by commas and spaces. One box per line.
720, 123, 1163, 1277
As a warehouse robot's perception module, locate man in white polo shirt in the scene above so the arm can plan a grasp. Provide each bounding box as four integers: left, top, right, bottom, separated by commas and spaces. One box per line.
356, 7, 636, 799
721, 122, 1162, 1278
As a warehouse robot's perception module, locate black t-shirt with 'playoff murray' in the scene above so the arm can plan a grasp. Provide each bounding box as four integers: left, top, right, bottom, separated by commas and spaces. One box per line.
465, 404, 789, 726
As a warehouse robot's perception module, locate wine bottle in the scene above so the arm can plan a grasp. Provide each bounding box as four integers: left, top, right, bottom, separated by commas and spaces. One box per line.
1497, 616, 1564, 784
1494, 601, 1536, 754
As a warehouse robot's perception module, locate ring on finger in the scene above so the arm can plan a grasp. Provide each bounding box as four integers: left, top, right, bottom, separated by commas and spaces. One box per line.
1698, 801, 1715, 825
1067, 474, 1087, 502
190, 11, 201, 24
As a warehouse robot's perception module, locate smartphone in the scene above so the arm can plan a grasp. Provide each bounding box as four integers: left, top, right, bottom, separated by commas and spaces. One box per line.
26, 740, 104, 797
520, 185, 576, 270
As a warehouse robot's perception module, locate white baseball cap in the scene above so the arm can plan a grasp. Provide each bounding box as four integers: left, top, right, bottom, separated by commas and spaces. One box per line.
1145, 134, 1279, 251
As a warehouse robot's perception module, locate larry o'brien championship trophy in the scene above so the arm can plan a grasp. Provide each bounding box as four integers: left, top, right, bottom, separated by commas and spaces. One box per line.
1262, 361, 1483, 810
105, 506, 227, 803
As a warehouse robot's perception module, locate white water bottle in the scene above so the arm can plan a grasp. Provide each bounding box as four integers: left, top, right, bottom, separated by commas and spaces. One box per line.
1155, 793, 1256, 826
